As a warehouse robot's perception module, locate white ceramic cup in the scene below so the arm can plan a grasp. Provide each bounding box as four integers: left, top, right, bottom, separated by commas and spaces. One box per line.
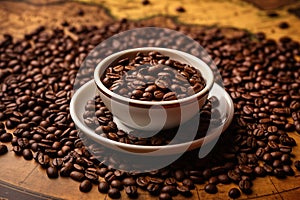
94, 47, 214, 131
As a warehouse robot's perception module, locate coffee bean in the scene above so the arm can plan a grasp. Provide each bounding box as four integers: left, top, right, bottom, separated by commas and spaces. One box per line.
218, 174, 231, 184
0, 132, 13, 142
176, 185, 191, 197
47, 166, 59, 179
22, 149, 33, 160
254, 166, 266, 177
123, 177, 136, 186
228, 188, 241, 199
159, 193, 172, 200
294, 160, 300, 171
79, 180, 92, 193
70, 171, 85, 182
98, 181, 109, 193
204, 183, 218, 194
239, 180, 252, 194
0, 144, 8, 155
111, 180, 123, 190
182, 178, 195, 189
108, 188, 121, 199
161, 185, 177, 196
174, 169, 185, 181
136, 176, 150, 188
125, 185, 138, 198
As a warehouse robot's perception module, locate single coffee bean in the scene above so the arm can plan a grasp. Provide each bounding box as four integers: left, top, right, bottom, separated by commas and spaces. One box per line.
182, 178, 195, 189
123, 177, 136, 186
108, 188, 121, 199
22, 149, 33, 160
98, 181, 109, 193
239, 180, 252, 194
124, 185, 138, 198
174, 169, 185, 181
228, 188, 241, 199
0, 144, 8, 155
79, 180, 92, 193
0, 132, 13, 142
176, 185, 192, 197
136, 176, 150, 188
12, 145, 23, 156
294, 160, 300, 171
159, 193, 172, 200
218, 174, 231, 184
161, 185, 178, 196
204, 183, 218, 194
111, 180, 123, 190
70, 171, 85, 182
46, 166, 59, 179
254, 166, 266, 177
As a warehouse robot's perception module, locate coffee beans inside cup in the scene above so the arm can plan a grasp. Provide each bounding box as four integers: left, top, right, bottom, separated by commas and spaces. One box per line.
101, 51, 206, 101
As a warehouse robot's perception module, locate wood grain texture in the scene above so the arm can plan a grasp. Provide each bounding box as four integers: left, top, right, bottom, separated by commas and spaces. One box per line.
0, 0, 300, 199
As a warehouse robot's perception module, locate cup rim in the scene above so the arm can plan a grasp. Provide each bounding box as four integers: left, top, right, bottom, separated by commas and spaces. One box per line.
94, 47, 214, 106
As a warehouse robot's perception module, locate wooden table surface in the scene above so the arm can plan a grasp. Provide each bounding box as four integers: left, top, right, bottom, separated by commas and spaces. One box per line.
0, 0, 300, 199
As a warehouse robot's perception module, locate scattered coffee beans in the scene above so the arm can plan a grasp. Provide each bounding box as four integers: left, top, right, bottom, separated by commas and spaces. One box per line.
1, 17, 299, 199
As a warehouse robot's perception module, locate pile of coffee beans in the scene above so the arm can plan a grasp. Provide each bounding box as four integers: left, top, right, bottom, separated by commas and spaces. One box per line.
0, 17, 300, 199
101, 51, 206, 101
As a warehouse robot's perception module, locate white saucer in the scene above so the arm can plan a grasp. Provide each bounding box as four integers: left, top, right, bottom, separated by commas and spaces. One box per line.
70, 80, 234, 156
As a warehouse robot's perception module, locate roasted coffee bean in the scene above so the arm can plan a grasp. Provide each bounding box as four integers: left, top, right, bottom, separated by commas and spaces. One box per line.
46, 166, 59, 179
12, 145, 23, 156
182, 178, 195, 189
147, 183, 160, 195
164, 177, 177, 186
159, 192, 172, 200
123, 177, 136, 186
52, 158, 63, 169
22, 149, 33, 160
228, 170, 241, 182
174, 169, 185, 181
204, 183, 218, 194
79, 180, 92, 193
161, 185, 178, 196
294, 160, 300, 171
125, 185, 138, 198
254, 166, 266, 177
104, 171, 116, 183
208, 176, 219, 184
70, 171, 85, 182
136, 176, 150, 188
239, 180, 252, 194
228, 188, 241, 199
0, 132, 13, 142
176, 185, 191, 197
218, 174, 231, 184
98, 181, 110, 193
0, 144, 8, 155
108, 188, 121, 199
111, 180, 123, 190
283, 165, 294, 176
